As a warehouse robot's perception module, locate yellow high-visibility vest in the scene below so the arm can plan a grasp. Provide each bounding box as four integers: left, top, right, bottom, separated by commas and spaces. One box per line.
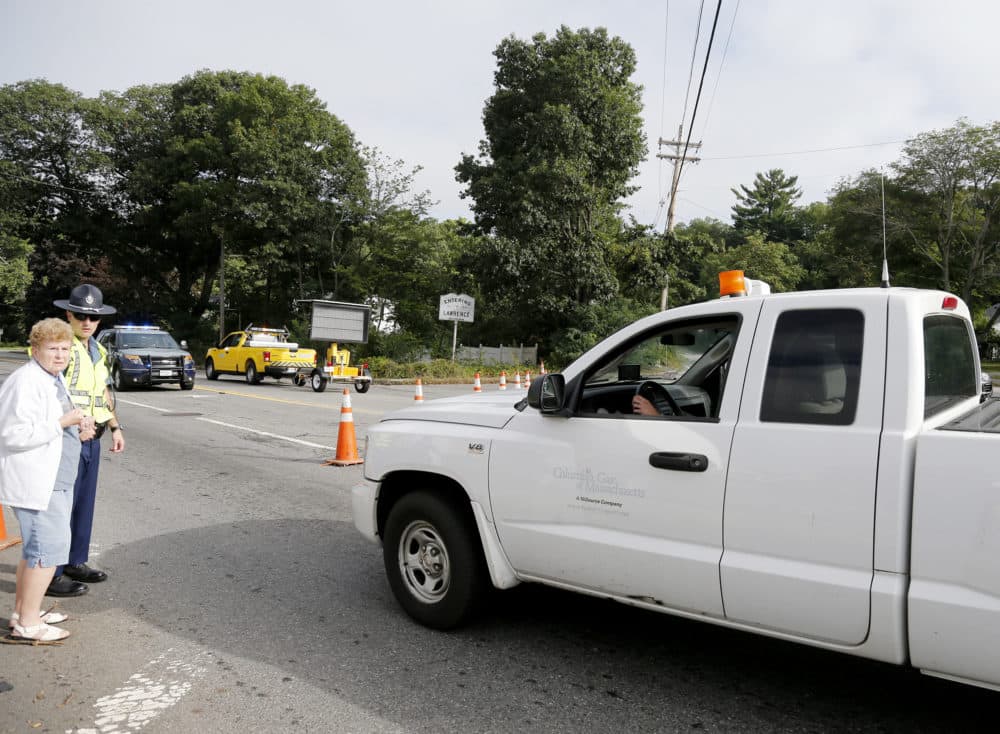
65, 337, 113, 423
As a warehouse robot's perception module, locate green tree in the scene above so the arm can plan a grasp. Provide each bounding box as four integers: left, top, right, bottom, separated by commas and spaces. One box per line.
731, 168, 804, 243
93, 70, 365, 333
316, 146, 433, 303
361, 215, 473, 358
667, 217, 732, 304
0, 80, 110, 328
702, 232, 805, 293
455, 26, 647, 345
891, 118, 1000, 302
818, 171, 922, 290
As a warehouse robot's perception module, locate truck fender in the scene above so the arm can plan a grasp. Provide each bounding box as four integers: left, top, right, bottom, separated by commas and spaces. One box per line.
470, 500, 520, 589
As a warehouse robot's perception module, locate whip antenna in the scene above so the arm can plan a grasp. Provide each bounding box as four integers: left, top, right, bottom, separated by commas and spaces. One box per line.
880, 169, 890, 288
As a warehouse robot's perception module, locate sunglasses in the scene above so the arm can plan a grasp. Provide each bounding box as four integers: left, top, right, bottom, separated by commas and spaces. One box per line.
70, 313, 101, 323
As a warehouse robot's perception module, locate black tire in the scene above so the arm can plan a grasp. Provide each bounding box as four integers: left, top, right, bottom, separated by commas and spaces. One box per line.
181, 378, 195, 391
205, 359, 218, 381
245, 361, 262, 384
382, 490, 488, 630
310, 370, 327, 393
111, 365, 126, 391
354, 379, 370, 393
293, 373, 306, 387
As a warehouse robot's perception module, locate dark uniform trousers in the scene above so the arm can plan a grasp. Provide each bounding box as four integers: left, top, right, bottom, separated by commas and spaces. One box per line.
55, 435, 101, 575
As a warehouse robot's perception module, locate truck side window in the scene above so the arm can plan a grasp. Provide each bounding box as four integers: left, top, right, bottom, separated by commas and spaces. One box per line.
923, 314, 978, 418
579, 316, 740, 419
760, 309, 863, 426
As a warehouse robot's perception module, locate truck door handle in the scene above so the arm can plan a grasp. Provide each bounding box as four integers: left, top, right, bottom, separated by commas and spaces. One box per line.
649, 452, 709, 472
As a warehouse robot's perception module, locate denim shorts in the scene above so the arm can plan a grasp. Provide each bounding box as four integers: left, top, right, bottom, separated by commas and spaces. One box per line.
12, 487, 73, 568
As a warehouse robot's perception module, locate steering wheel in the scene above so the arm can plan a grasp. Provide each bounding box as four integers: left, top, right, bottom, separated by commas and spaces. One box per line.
635, 380, 682, 416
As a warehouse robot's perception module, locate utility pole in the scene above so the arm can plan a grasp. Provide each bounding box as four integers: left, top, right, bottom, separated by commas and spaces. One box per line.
657, 124, 702, 233
219, 237, 226, 343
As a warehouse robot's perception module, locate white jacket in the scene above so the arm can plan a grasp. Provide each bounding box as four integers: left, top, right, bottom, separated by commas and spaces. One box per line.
0, 359, 67, 510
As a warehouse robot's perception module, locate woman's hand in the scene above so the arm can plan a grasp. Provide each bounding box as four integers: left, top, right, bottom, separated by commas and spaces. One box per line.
60, 407, 86, 428
632, 395, 660, 416
79, 416, 97, 441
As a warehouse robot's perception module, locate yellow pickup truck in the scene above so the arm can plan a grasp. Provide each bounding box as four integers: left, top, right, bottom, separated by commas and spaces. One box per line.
204, 325, 316, 384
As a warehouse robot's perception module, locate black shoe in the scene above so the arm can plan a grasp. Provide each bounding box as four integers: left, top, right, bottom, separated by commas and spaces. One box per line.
46, 576, 89, 597
63, 563, 108, 583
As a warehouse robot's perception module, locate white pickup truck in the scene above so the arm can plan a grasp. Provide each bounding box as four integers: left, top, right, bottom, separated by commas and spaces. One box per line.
352, 272, 1000, 691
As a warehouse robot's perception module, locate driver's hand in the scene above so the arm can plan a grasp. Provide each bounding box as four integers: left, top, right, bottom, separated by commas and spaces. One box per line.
632, 395, 660, 416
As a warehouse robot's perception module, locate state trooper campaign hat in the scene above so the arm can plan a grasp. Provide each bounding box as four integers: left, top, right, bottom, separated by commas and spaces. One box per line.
53, 283, 117, 316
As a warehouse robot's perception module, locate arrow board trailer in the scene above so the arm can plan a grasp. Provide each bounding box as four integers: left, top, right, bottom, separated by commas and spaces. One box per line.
294, 300, 373, 393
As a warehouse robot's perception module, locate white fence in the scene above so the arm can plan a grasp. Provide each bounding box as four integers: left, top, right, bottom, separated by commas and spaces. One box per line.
456, 343, 538, 365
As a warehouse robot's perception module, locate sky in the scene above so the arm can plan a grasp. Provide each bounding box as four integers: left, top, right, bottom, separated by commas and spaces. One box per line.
2, 0, 997, 230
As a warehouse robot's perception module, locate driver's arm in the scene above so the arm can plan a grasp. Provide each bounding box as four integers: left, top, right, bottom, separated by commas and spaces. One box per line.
632, 394, 660, 416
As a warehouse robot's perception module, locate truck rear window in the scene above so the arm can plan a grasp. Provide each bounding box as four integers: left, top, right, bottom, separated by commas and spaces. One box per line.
760, 309, 863, 426
924, 315, 977, 418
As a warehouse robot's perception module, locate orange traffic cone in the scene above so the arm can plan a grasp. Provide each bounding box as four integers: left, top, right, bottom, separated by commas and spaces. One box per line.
514, 371, 522, 390
524, 370, 532, 389
498, 371, 507, 390
414, 377, 424, 402
0, 504, 22, 551
540, 360, 546, 375
325, 389, 364, 466
473, 372, 482, 392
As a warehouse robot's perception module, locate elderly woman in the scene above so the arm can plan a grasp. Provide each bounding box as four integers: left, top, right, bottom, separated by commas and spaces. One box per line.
1, 318, 92, 643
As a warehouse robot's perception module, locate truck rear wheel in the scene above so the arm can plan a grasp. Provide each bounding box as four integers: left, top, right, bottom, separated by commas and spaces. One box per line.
383, 490, 488, 630
245, 361, 262, 384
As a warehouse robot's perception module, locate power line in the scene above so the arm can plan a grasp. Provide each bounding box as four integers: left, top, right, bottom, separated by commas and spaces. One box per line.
676, 0, 723, 186
697, 0, 741, 141
702, 139, 907, 161
666, 0, 723, 232
678, 0, 706, 134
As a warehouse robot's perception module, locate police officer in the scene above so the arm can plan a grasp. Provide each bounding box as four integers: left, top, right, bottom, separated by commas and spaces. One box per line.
47, 284, 126, 597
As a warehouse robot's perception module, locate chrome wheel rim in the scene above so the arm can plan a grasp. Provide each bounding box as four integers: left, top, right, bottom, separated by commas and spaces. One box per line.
398, 520, 450, 604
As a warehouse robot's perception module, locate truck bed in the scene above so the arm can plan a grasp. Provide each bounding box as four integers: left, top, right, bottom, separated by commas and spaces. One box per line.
939, 397, 1000, 433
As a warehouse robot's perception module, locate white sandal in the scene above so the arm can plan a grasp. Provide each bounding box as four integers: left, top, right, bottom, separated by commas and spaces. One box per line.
11, 622, 70, 643
8, 609, 69, 628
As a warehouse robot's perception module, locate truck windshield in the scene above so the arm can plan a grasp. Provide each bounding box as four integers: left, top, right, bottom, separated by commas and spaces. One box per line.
587, 323, 736, 386
121, 332, 180, 350
924, 314, 978, 417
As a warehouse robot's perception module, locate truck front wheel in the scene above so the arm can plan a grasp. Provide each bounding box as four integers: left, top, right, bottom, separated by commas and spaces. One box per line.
383, 491, 488, 630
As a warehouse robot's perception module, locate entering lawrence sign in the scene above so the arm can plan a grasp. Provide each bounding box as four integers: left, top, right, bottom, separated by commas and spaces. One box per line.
439, 293, 475, 323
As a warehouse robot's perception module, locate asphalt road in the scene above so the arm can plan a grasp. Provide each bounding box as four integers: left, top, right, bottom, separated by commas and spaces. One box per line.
0, 358, 997, 733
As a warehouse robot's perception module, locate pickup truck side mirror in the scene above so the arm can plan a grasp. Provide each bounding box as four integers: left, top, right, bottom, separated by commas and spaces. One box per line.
528, 373, 566, 414
982, 371, 993, 402
180, 339, 188, 349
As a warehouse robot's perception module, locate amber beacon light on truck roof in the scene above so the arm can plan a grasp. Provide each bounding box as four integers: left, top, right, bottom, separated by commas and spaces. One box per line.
718, 270, 771, 298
